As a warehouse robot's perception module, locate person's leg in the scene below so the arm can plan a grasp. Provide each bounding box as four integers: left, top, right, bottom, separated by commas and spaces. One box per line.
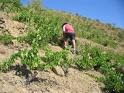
63, 33, 68, 48
70, 33, 76, 53
64, 40, 68, 48
72, 39, 76, 50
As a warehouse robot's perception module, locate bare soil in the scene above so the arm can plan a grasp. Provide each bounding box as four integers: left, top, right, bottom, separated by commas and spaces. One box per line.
0, 68, 103, 93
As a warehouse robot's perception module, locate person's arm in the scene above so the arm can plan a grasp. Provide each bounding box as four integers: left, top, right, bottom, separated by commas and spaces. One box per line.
63, 25, 66, 32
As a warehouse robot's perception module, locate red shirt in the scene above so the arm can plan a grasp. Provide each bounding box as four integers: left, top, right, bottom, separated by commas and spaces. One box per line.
63, 24, 74, 33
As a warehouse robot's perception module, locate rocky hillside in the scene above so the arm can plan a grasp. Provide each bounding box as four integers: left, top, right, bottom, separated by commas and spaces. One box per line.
0, 12, 104, 93
0, 1, 124, 93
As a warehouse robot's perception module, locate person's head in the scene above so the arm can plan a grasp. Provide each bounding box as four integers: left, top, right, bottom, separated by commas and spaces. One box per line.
62, 22, 68, 28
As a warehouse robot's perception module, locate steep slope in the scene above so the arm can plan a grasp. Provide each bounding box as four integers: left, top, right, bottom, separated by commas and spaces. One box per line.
0, 11, 104, 93
0, 2, 124, 93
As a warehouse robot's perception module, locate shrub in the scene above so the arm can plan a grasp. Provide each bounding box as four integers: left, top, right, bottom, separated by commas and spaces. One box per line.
0, 34, 14, 44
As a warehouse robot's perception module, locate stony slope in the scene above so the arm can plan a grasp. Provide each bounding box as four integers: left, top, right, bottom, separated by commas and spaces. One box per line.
0, 12, 106, 93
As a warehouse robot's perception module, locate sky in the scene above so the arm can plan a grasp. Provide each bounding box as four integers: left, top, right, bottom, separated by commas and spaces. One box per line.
21, 0, 124, 29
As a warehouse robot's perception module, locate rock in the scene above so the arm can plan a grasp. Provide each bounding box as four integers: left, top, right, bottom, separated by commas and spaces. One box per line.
0, 17, 5, 29
26, 71, 38, 84
90, 87, 102, 93
52, 66, 65, 76
11, 40, 21, 50
117, 66, 124, 74
0, 17, 5, 24
0, 49, 6, 54
48, 44, 63, 52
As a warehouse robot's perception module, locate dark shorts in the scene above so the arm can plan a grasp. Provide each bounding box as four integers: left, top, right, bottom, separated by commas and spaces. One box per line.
63, 32, 76, 41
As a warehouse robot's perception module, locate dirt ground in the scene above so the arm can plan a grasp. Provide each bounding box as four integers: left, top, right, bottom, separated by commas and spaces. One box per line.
0, 68, 103, 93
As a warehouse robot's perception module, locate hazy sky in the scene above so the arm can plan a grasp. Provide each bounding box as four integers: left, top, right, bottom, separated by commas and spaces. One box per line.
21, 0, 124, 28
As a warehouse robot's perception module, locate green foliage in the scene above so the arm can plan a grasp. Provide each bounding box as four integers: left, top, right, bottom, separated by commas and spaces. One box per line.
117, 31, 124, 42
80, 27, 118, 48
13, 5, 124, 49
19, 48, 40, 69
0, 46, 70, 70
74, 44, 124, 92
0, 52, 20, 72
13, 9, 61, 46
13, 9, 35, 22
75, 45, 109, 70
0, 34, 14, 44
30, 0, 43, 11
41, 48, 69, 69
104, 71, 124, 93
0, 0, 21, 12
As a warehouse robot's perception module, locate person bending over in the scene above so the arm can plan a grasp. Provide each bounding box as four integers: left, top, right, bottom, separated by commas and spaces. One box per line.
62, 23, 76, 54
